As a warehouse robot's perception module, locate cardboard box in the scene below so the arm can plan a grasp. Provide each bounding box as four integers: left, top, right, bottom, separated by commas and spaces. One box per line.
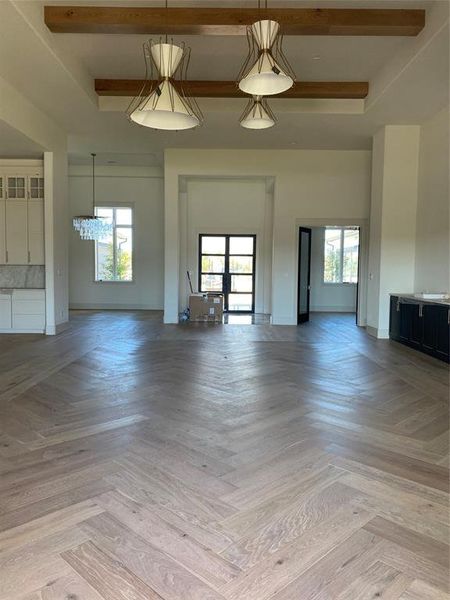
189, 294, 223, 323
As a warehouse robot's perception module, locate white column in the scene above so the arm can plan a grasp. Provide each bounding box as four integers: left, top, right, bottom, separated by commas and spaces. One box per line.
44, 150, 69, 334
367, 125, 420, 338
163, 155, 181, 323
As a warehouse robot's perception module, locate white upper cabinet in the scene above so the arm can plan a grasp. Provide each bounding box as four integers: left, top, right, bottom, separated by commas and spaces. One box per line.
7, 176, 26, 199
0, 167, 45, 266
6, 200, 28, 265
0, 178, 5, 264
27, 199, 45, 264
29, 177, 44, 199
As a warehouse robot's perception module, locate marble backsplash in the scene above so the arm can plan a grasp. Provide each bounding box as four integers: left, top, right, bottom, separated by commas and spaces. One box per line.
0, 266, 45, 289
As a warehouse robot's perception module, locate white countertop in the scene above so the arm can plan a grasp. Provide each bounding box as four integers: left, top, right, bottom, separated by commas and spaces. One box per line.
390, 293, 450, 307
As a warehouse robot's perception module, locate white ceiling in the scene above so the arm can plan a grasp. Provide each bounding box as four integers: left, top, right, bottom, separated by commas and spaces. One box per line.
0, 120, 45, 158
0, 0, 448, 164
55, 31, 411, 81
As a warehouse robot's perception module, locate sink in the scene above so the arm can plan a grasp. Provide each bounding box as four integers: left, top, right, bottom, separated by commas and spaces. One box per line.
414, 293, 449, 300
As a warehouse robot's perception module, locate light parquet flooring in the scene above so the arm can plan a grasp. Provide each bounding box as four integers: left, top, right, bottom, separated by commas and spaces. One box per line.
0, 311, 448, 600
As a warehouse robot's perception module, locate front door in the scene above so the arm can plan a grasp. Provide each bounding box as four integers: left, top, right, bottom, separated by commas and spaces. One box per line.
199, 234, 256, 313
297, 227, 312, 324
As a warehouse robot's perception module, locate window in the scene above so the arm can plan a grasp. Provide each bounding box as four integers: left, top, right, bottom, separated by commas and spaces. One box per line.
323, 227, 359, 284
94, 206, 133, 282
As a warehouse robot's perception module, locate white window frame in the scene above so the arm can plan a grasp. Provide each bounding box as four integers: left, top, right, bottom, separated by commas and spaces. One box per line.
323, 226, 359, 285
94, 204, 134, 283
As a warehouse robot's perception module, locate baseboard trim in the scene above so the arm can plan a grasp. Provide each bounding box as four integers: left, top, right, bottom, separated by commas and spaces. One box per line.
311, 307, 356, 313
70, 303, 163, 310
366, 325, 390, 339
270, 316, 296, 325
0, 329, 45, 334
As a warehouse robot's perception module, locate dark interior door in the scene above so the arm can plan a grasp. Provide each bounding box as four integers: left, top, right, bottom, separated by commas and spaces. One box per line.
199, 234, 256, 313
297, 227, 312, 324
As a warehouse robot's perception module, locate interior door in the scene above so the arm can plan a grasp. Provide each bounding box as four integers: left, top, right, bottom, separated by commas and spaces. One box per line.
199, 234, 256, 313
297, 227, 312, 324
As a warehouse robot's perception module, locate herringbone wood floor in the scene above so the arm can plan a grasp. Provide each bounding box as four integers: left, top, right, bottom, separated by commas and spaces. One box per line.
0, 311, 448, 600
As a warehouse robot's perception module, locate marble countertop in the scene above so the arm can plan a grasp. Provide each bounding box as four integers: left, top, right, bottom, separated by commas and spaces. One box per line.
390, 293, 450, 307
0, 265, 45, 289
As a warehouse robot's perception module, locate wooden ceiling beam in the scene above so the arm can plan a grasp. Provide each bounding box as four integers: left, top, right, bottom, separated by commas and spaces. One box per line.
45, 7, 425, 36
95, 79, 369, 99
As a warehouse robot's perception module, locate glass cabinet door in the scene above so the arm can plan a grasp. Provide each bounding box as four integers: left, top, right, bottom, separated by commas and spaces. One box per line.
7, 177, 26, 199
30, 177, 44, 199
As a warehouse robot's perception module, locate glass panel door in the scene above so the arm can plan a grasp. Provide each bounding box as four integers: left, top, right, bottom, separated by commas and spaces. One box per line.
298, 227, 312, 324
228, 235, 255, 312
199, 234, 256, 313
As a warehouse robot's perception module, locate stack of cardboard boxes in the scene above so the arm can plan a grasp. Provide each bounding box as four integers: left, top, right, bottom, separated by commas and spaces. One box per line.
189, 294, 224, 323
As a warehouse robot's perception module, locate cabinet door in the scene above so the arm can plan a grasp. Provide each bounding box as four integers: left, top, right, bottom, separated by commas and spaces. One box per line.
435, 306, 450, 362
28, 199, 45, 264
0, 198, 5, 264
5, 200, 28, 264
0, 293, 12, 329
389, 296, 401, 341
29, 177, 44, 199
7, 176, 26, 199
399, 303, 412, 343
409, 304, 423, 349
422, 305, 437, 354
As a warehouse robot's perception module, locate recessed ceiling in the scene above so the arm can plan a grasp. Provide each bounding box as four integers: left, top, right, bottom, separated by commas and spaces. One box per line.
54, 32, 412, 82
0, 0, 447, 165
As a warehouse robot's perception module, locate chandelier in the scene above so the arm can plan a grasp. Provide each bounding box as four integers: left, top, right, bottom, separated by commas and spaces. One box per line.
73, 154, 112, 241
238, 18, 295, 96
240, 95, 276, 129
127, 39, 202, 131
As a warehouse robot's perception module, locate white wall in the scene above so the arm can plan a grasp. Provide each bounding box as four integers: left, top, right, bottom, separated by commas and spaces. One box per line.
69, 166, 164, 310
0, 74, 68, 334
367, 126, 420, 338
164, 149, 372, 324
310, 227, 357, 313
415, 107, 450, 293
179, 177, 273, 314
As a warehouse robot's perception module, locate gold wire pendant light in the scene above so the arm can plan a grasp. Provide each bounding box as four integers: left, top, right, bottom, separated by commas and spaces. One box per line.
238, 2, 296, 96
240, 95, 276, 129
127, 0, 202, 131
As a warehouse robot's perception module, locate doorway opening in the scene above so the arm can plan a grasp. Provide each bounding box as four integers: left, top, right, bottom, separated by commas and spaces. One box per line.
298, 226, 361, 324
199, 234, 256, 313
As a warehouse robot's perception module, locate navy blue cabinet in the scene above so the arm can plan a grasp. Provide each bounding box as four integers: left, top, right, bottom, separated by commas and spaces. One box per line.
389, 296, 450, 363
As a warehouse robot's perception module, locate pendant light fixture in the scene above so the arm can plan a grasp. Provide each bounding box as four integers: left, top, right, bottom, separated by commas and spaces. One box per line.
238, 6, 295, 96
73, 154, 112, 241
127, 0, 202, 130
240, 95, 276, 129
